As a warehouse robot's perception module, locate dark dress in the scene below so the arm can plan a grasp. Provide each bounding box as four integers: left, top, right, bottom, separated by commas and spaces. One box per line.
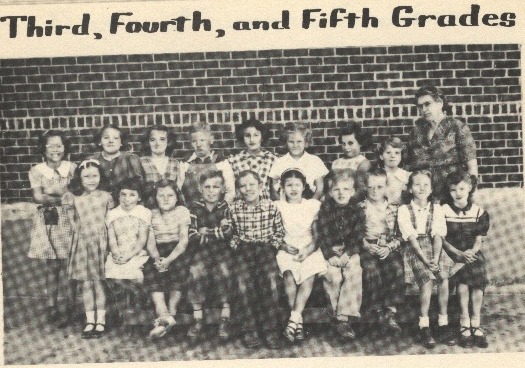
442, 201, 490, 290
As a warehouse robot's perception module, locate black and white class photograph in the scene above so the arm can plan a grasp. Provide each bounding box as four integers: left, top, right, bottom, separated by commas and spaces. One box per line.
0, 0, 523, 366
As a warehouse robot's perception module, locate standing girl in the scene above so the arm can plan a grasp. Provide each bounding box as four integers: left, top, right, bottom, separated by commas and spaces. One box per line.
441, 171, 489, 348
105, 177, 151, 320
139, 125, 184, 208
142, 179, 191, 339
28, 130, 77, 327
375, 137, 411, 205
89, 123, 144, 189
63, 159, 113, 338
276, 169, 327, 344
397, 170, 454, 348
331, 121, 372, 196
269, 122, 328, 200
228, 119, 278, 200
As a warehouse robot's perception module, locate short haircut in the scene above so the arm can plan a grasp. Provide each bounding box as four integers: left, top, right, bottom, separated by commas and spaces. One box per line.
199, 169, 225, 186
189, 122, 213, 138
414, 85, 452, 114
280, 122, 312, 146
444, 170, 477, 203
365, 167, 388, 186
93, 123, 130, 151
115, 176, 144, 203
152, 179, 186, 208
328, 169, 357, 190
337, 121, 372, 147
140, 124, 177, 156
375, 136, 407, 169
235, 169, 262, 189
38, 129, 71, 156
235, 119, 271, 145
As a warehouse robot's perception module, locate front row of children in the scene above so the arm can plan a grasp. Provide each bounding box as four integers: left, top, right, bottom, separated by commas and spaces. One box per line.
62, 156, 489, 350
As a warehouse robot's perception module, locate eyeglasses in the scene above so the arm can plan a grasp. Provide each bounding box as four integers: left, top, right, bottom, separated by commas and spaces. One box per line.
45, 144, 64, 149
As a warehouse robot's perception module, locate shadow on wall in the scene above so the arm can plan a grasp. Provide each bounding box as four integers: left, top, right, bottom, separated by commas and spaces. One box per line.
2, 188, 524, 302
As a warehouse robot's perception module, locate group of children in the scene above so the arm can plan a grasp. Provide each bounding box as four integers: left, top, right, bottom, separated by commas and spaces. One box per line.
27, 119, 490, 350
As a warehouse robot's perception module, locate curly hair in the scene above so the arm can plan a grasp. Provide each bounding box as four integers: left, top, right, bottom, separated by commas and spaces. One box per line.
235, 119, 271, 146
140, 124, 177, 156
37, 130, 71, 157
68, 160, 110, 195
443, 170, 477, 204
374, 136, 407, 169
414, 85, 453, 115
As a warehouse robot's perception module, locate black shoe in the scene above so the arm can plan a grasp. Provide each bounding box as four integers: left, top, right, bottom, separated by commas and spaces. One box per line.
91, 323, 106, 339
218, 318, 231, 341
187, 319, 203, 342
81, 323, 96, 339
382, 310, 402, 335
333, 320, 355, 341
242, 331, 262, 349
471, 328, 489, 348
437, 325, 457, 346
419, 327, 435, 349
264, 330, 282, 349
46, 307, 60, 323
458, 327, 474, 348
295, 323, 305, 342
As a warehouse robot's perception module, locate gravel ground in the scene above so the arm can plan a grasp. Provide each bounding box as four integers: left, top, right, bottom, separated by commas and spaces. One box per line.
4, 290, 525, 365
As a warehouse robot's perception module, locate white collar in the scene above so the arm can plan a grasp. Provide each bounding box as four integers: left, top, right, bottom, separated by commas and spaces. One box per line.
285, 152, 308, 161
411, 200, 431, 211
387, 168, 410, 184
35, 161, 72, 180
188, 151, 215, 162
106, 205, 151, 225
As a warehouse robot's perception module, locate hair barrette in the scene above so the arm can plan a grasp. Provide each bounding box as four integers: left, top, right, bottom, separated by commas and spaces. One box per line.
79, 159, 100, 169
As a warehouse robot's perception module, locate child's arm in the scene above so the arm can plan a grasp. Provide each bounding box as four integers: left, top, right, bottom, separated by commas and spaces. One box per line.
33, 186, 63, 206
188, 211, 203, 246
407, 235, 437, 271
121, 220, 149, 263
160, 223, 189, 267
61, 192, 76, 228
312, 176, 325, 200
442, 237, 468, 263
146, 229, 161, 260
216, 160, 236, 204
205, 206, 234, 242
431, 235, 443, 270
107, 222, 120, 258
269, 205, 285, 249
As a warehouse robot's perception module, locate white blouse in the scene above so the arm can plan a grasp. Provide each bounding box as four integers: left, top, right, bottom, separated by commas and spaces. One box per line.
397, 201, 447, 241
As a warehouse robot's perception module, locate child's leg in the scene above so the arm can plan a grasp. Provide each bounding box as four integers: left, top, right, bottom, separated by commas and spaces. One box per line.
322, 263, 344, 320
419, 281, 433, 326
82, 281, 96, 332
93, 280, 107, 330
151, 292, 169, 317
46, 259, 62, 311
168, 290, 182, 316
283, 270, 298, 310
253, 243, 281, 333
458, 284, 471, 335
470, 288, 484, 336
293, 275, 315, 319
437, 278, 450, 325
338, 254, 362, 320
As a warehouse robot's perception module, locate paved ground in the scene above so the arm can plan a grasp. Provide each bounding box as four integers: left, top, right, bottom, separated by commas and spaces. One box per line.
4, 288, 525, 365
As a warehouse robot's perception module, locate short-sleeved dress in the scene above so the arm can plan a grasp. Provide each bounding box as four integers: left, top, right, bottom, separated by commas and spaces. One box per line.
398, 201, 453, 287
442, 201, 489, 290
89, 151, 144, 189
269, 152, 329, 199
105, 205, 152, 280
139, 156, 183, 207
143, 206, 192, 292
28, 161, 76, 259
228, 149, 278, 200
64, 190, 114, 281
275, 199, 327, 284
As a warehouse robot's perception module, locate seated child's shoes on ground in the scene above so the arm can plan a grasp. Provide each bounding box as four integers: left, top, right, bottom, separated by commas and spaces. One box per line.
471, 328, 488, 348
332, 320, 355, 341
264, 330, 282, 349
91, 323, 106, 339
81, 323, 96, 339
242, 331, 262, 349
382, 311, 402, 335
295, 323, 305, 342
283, 320, 298, 344
46, 307, 60, 323
458, 326, 474, 348
437, 325, 457, 346
218, 318, 231, 341
149, 316, 176, 339
187, 319, 203, 342
419, 327, 436, 349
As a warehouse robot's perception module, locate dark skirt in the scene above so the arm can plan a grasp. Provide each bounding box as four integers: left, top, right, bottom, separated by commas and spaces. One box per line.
451, 251, 488, 291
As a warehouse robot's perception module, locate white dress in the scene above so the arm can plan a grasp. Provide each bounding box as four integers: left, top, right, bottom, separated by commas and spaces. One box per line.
275, 199, 327, 284
105, 205, 151, 280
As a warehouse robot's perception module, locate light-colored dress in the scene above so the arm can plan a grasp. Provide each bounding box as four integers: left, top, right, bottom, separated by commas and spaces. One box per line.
28, 161, 76, 259
105, 205, 151, 280
386, 168, 411, 205
275, 199, 327, 284
64, 190, 114, 281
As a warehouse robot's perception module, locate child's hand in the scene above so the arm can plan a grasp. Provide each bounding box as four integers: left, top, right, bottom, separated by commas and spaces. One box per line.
427, 260, 439, 273
281, 242, 299, 255
340, 253, 350, 266
199, 234, 209, 245
157, 257, 171, 271
376, 246, 390, 260
294, 247, 310, 262
43, 184, 65, 196
463, 249, 477, 263
363, 239, 380, 255
332, 245, 345, 257
220, 219, 229, 227
328, 256, 341, 267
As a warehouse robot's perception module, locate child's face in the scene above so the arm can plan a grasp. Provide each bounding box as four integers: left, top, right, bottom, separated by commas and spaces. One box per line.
381, 145, 402, 169
100, 127, 122, 155
341, 134, 361, 159
283, 177, 304, 203
119, 189, 140, 211
330, 179, 355, 206
45, 136, 65, 164
286, 131, 306, 159
449, 180, 472, 206
238, 174, 263, 205
190, 131, 212, 158
243, 127, 263, 153
200, 177, 225, 205
366, 175, 387, 203
149, 129, 168, 156
410, 174, 432, 201
156, 186, 178, 212
80, 166, 101, 193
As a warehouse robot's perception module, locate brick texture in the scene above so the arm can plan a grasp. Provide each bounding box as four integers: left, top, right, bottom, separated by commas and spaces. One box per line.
0, 44, 522, 203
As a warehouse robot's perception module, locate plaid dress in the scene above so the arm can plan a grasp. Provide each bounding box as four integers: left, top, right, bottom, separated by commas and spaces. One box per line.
403, 203, 453, 287
27, 162, 76, 259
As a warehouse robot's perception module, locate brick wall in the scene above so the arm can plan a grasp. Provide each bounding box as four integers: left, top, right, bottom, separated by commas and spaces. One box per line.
0, 44, 522, 203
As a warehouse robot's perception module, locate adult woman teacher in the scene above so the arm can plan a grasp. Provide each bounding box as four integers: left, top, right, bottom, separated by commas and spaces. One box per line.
406, 86, 478, 201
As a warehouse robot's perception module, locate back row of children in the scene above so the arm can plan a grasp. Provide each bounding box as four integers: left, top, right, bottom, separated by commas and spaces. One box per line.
28, 119, 489, 350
